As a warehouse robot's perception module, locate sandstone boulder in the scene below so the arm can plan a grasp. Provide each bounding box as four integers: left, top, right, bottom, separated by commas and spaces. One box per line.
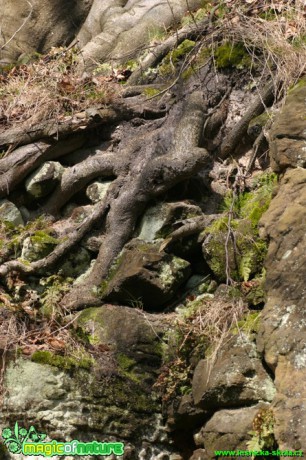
196, 403, 271, 459
0, 199, 24, 226
138, 201, 203, 243
0, 305, 174, 457
25, 161, 65, 198
192, 334, 275, 410
102, 239, 191, 309
269, 83, 306, 171
86, 179, 113, 203
257, 168, 306, 451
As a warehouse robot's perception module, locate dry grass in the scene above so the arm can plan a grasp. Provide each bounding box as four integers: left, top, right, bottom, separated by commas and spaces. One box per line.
0, 47, 118, 128
154, 291, 247, 401
1, 2, 305, 129
219, 0, 306, 91
179, 291, 247, 360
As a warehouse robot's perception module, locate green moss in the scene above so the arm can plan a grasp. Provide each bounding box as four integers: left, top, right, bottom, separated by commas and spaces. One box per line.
1, 216, 56, 260
124, 59, 139, 72
143, 88, 161, 97
117, 353, 140, 383
78, 306, 104, 327
148, 26, 168, 44
31, 350, 93, 371
75, 308, 109, 347
97, 377, 159, 413
107, 253, 124, 280
182, 46, 210, 80
288, 76, 306, 93
93, 63, 112, 76
96, 252, 125, 297
215, 42, 251, 69
204, 172, 276, 282
16, 258, 31, 266
30, 230, 58, 245
159, 39, 195, 76
232, 312, 261, 337
248, 112, 272, 132
99, 279, 109, 297
136, 241, 158, 252
117, 353, 136, 370
182, 67, 196, 80
292, 34, 306, 50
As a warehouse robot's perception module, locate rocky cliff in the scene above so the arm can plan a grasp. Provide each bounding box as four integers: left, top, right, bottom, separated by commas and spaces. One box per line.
0, 1, 305, 459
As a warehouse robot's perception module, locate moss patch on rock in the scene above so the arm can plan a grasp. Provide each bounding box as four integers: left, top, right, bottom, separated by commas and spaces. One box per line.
31, 350, 93, 371
159, 39, 196, 76
232, 311, 261, 338
203, 172, 277, 282
214, 42, 251, 69
117, 353, 140, 383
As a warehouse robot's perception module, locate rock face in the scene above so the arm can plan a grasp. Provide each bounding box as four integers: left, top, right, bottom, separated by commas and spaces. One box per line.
138, 201, 203, 243
0, 0, 92, 65
0, 199, 24, 225
257, 86, 306, 451
0, 4, 306, 457
192, 334, 275, 409
86, 179, 113, 203
0, 305, 175, 459
269, 84, 306, 171
195, 403, 270, 458
103, 239, 191, 309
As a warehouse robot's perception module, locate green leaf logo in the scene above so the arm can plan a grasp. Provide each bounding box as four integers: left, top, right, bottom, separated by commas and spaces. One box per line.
1, 423, 47, 454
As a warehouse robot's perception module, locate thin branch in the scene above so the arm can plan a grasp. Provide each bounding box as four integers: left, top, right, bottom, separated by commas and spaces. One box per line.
0, 0, 33, 51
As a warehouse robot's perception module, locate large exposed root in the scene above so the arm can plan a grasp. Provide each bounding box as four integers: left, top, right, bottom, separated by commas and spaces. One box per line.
61, 90, 214, 310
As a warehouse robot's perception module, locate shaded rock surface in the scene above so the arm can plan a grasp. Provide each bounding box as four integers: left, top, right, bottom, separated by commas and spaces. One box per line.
0, 305, 177, 458
192, 334, 275, 410
195, 403, 270, 459
269, 84, 306, 172
257, 94, 306, 450
103, 239, 191, 309
25, 161, 65, 198
1, 4, 306, 459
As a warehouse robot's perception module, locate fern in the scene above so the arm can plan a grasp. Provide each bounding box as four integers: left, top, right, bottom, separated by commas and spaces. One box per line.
247, 408, 275, 458
40, 275, 72, 318
239, 251, 254, 281
247, 432, 264, 459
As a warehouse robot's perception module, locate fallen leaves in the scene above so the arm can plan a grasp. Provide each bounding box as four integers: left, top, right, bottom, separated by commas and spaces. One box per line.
0, 46, 119, 129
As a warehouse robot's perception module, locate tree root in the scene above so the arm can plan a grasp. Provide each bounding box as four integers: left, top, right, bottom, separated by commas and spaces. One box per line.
0, 75, 228, 313
219, 82, 275, 159
0, 135, 86, 198
0, 101, 167, 200
42, 151, 119, 215
60, 91, 213, 311
0, 199, 110, 278
159, 214, 218, 251
127, 18, 210, 85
